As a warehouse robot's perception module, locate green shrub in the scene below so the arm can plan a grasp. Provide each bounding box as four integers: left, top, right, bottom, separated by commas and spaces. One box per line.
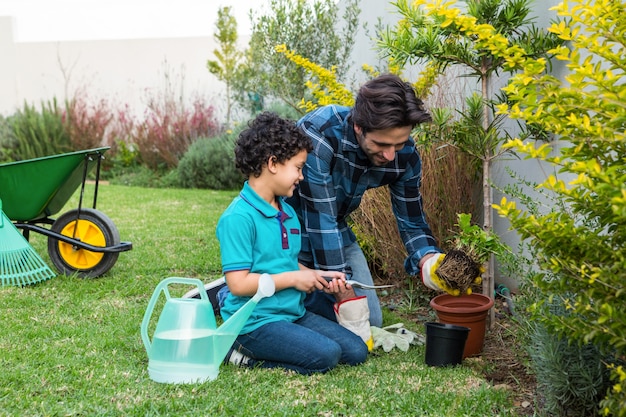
6, 99, 72, 160
108, 165, 180, 188
528, 300, 613, 417
0, 114, 17, 163
177, 131, 244, 190
494, 1, 626, 414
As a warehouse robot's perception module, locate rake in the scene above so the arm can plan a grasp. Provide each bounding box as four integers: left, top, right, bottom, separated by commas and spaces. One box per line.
0, 198, 56, 286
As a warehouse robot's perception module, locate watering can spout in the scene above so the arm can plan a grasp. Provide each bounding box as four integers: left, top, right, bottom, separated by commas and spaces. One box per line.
214, 273, 275, 359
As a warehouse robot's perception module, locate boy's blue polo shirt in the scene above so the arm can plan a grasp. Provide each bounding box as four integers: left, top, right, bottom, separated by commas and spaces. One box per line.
216, 181, 306, 334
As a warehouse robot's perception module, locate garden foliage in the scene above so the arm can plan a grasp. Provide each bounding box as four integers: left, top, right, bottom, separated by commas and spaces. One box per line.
177, 130, 244, 190
377, 0, 562, 296
63, 90, 113, 151
132, 96, 220, 171
0, 84, 221, 186
1, 99, 71, 162
207, 6, 242, 126
232, 0, 360, 114
529, 303, 613, 417
490, 0, 626, 414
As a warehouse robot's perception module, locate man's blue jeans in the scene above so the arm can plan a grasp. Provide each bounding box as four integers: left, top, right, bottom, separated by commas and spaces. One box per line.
300, 241, 384, 327
232, 311, 368, 375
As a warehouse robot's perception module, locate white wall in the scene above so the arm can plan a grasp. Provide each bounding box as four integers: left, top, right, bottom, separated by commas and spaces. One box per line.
0, 16, 234, 119
0, 17, 19, 114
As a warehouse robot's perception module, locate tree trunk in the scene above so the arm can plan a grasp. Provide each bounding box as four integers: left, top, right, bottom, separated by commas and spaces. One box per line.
481, 65, 495, 327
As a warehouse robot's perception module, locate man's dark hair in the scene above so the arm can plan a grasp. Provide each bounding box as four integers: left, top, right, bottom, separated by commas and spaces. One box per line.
235, 112, 313, 178
351, 74, 431, 134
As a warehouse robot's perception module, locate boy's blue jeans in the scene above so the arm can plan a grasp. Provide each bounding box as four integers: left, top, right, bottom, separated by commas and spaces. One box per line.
232, 311, 368, 375
300, 242, 384, 327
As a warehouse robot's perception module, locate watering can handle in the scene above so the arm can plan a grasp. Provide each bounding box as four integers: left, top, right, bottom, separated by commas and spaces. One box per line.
140, 277, 209, 354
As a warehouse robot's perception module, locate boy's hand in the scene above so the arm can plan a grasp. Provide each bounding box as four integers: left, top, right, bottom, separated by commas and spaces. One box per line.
293, 270, 328, 293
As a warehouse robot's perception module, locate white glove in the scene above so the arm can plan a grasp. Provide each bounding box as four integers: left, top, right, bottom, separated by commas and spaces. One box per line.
370, 323, 425, 353
383, 323, 425, 346
334, 296, 374, 351
421, 253, 482, 296
421, 253, 447, 291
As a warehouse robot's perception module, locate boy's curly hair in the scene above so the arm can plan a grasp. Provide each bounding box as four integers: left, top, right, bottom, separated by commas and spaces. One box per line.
235, 112, 312, 178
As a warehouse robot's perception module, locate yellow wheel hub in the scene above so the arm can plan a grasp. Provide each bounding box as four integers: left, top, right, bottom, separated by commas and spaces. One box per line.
57, 219, 105, 269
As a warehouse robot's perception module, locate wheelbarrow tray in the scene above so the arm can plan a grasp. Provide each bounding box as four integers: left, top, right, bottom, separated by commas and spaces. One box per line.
0, 147, 110, 222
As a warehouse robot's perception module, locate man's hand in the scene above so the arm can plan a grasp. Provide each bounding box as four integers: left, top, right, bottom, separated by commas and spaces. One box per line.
419, 253, 438, 269
323, 276, 356, 302
421, 253, 461, 295
421, 252, 482, 296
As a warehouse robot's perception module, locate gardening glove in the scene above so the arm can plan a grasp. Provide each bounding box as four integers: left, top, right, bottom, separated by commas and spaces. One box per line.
334, 296, 374, 351
421, 254, 481, 296
383, 323, 425, 346
370, 323, 424, 353
421, 253, 457, 294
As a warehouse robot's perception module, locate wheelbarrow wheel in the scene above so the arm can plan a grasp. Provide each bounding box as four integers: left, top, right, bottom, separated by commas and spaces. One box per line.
47, 208, 121, 278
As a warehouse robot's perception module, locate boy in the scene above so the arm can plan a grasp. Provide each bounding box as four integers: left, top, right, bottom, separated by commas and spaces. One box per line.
217, 112, 368, 375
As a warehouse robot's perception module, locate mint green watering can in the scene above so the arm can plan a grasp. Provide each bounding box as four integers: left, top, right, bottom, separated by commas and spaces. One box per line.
141, 274, 275, 384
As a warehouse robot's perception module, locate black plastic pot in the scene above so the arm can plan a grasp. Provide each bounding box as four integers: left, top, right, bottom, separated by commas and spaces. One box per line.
424, 322, 470, 367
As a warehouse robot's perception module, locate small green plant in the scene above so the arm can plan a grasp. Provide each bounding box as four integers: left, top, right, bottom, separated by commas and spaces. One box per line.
450, 213, 512, 266
7, 99, 72, 160
207, 6, 243, 126
529, 305, 613, 417
177, 131, 244, 190
433, 213, 515, 295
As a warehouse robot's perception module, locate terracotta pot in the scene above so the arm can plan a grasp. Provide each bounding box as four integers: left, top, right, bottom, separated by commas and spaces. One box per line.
429, 293, 494, 358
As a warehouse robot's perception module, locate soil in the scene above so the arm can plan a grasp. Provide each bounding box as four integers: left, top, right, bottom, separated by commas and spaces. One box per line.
478, 304, 538, 416
381, 292, 538, 416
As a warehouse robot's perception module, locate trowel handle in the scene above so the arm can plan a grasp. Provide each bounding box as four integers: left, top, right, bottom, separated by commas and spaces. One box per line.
140, 277, 208, 353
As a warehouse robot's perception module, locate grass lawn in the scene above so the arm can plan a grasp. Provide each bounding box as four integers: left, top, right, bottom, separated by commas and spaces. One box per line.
0, 184, 517, 416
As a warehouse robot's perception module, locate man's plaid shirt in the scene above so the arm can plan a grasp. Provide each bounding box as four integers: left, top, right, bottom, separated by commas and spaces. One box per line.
285, 105, 440, 275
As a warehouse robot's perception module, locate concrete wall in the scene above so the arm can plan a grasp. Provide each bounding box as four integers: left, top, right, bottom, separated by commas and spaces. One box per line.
0, 16, 231, 119
0, 17, 19, 114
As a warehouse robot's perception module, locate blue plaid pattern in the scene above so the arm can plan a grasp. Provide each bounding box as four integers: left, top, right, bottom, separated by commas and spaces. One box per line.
285, 105, 440, 275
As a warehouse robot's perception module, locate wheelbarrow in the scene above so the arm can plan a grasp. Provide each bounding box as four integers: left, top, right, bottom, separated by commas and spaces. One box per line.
0, 147, 132, 279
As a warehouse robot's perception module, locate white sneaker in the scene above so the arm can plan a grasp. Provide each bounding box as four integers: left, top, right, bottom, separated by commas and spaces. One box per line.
225, 347, 250, 367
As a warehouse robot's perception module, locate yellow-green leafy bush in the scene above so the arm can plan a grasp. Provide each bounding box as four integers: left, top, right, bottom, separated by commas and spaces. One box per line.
494, 1, 626, 414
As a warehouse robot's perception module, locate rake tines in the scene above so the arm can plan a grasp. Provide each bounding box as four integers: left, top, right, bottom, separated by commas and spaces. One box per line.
0, 199, 56, 287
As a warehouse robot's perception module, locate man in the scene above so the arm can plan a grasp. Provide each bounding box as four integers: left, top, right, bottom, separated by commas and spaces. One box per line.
286, 74, 442, 328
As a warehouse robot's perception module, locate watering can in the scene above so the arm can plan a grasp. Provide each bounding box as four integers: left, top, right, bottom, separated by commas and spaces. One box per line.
141, 274, 275, 384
